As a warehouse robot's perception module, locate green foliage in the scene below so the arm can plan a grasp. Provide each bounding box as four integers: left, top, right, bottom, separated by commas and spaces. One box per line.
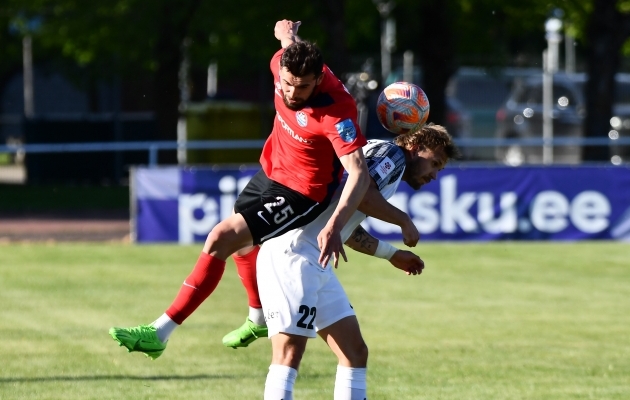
4, 0, 630, 97
0, 184, 129, 211
1, 242, 629, 399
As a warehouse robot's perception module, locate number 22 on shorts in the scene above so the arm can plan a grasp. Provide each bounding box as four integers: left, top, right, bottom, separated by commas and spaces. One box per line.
296, 305, 316, 329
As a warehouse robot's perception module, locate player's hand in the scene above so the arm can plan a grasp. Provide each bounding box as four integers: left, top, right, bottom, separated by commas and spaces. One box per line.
400, 216, 420, 247
317, 223, 347, 268
274, 19, 301, 40
389, 250, 424, 275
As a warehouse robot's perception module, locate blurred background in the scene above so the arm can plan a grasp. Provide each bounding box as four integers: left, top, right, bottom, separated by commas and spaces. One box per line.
1, 0, 629, 241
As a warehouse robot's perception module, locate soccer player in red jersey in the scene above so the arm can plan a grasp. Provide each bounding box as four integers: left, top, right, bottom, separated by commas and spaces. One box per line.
109, 20, 371, 359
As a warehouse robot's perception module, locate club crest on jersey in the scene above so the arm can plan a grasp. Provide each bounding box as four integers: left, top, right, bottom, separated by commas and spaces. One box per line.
296, 111, 308, 127
335, 119, 357, 143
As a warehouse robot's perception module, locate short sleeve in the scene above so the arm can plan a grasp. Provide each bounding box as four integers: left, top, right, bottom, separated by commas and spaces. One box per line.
325, 115, 367, 158
364, 141, 406, 192
270, 49, 283, 76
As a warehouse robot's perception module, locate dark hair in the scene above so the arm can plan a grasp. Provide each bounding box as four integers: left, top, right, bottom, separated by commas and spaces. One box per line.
280, 41, 324, 78
394, 123, 460, 159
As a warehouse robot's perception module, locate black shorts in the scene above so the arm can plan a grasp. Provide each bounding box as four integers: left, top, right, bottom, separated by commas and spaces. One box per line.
234, 170, 333, 245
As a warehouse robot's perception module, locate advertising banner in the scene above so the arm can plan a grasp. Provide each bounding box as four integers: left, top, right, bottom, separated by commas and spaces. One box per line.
132, 165, 630, 243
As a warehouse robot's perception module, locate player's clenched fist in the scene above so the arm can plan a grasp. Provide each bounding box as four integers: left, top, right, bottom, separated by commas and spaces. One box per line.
274, 19, 301, 40
389, 250, 425, 275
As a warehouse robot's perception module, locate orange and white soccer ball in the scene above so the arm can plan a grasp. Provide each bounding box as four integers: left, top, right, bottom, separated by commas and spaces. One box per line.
376, 82, 430, 135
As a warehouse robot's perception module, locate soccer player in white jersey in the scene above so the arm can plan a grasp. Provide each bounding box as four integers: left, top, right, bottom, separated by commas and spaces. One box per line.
258, 124, 458, 400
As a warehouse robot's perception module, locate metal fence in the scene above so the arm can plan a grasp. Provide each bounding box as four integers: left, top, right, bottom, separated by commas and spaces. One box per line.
1, 138, 628, 168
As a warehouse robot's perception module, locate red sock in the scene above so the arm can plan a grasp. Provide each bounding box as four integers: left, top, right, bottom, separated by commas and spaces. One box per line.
233, 246, 262, 309
166, 252, 226, 325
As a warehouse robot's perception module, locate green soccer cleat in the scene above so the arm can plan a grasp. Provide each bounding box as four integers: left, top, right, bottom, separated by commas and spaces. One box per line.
222, 318, 268, 349
109, 324, 167, 360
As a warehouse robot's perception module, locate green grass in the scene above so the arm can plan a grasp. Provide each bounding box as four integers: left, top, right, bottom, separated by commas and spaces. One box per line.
0, 242, 629, 399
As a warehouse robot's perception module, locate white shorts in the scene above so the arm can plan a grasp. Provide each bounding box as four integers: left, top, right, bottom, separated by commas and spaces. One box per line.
257, 243, 356, 339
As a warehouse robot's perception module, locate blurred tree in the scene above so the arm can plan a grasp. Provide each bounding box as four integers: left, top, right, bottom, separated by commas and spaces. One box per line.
2, 0, 629, 164
394, 0, 456, 127
582, 0, 630, 161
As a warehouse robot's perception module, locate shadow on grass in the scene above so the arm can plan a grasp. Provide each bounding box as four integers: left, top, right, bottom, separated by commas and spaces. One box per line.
0, 374, 238, 383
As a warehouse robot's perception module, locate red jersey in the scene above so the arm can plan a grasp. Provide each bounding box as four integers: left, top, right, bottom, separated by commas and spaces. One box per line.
260, 49, 367, 203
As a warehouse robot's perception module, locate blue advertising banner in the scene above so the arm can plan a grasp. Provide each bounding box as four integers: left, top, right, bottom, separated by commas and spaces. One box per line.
131, 165, 630, 243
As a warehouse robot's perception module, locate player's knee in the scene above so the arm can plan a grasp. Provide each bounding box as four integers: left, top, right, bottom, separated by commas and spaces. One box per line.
204, 222, 234, 257
344, 340, 368, 367
273, 341, 306, 369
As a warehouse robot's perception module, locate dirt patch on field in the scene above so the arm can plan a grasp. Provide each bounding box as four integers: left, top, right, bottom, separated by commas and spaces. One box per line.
0, 211, 130, 243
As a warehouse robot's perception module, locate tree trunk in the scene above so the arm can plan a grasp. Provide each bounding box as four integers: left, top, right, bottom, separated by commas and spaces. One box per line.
583, 0, 630, 161
416, 0, 456, 126
152, 0, 201, 164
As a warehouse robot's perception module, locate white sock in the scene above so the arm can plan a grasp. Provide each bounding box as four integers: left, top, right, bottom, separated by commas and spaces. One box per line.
264, 364, 297, 400
249, 307, 266, 326
151, 313, 179, 343
334, 365, 367, 400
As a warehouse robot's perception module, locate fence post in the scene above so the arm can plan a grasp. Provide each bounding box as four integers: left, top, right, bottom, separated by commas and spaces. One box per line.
149, 145, 158, 168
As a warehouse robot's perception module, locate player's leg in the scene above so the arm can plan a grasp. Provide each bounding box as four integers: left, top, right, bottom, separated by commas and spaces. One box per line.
221, 244, 268, 348
109, 171, 328, 358
313, 273, 368, 399
257, 243, 321, 399
108, 171, 269, 359
108, 250, 231, 359
264, 333, 308, 400
164, 171, 271, 346
223, 180, 332, 348
318, 316, 369, 400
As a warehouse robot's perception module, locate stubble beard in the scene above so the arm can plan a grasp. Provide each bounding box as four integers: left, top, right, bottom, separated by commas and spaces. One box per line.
283, 96, 305, 111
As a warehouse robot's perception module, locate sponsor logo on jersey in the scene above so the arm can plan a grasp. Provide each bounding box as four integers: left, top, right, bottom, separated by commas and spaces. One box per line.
375, 156, 395, 180
296, 111, 308, 127
277, 113, 312, 144
335, 119, 357, 143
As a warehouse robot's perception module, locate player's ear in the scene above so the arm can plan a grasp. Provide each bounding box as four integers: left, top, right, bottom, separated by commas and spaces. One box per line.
407, 144, 420, 156
316, 73, 324, 85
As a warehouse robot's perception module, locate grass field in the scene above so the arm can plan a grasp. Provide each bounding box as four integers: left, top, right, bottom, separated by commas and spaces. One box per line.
0, 242, 629, 399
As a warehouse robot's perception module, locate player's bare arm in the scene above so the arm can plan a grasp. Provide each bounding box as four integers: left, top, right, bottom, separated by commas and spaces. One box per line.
344, 225, 424, 275
317, 148, 370, 267
357, 179, 420, 247
346, 225, 378, 254
275, 19, 301, 48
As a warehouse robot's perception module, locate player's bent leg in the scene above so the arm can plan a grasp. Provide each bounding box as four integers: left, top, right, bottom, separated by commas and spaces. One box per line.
318, 315, 368, 368
264, 332, 308, 400
318, 316, 369, 400
270, 332, 308, 369
233, 245, 263, 311
203, 213, 254, 259
110, 252, 226, 359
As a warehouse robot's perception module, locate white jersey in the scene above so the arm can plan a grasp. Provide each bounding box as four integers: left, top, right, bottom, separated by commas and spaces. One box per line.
258, 139, 407, 337
264, 139, 406, 267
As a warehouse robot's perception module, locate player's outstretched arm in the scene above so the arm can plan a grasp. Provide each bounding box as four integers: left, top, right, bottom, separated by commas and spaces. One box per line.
344, 225, 424, 275
317, 148, 370, 268
357, 179, 420, 247
274, 19, 301, 48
